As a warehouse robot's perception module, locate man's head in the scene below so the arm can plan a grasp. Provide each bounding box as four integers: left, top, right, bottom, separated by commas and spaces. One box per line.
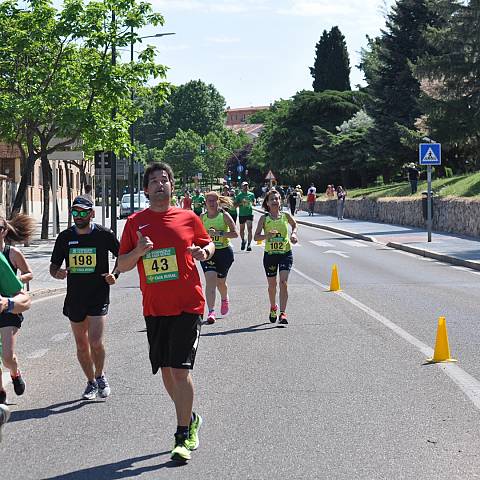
143, 162, 175, 203
71, 196, 94, 228
241, 181, 248, 192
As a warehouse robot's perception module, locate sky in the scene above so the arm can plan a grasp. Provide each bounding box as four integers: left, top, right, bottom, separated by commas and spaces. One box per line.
133, 0, 395, 108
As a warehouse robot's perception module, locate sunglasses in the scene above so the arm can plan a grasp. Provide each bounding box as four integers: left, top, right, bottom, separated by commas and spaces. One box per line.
71, 209, 91, 218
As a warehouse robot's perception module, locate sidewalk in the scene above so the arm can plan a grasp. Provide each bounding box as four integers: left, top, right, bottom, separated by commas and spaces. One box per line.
291, 209, 480, 270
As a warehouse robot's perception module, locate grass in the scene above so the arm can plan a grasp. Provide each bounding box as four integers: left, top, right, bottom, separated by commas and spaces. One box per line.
344, 172, 480, 199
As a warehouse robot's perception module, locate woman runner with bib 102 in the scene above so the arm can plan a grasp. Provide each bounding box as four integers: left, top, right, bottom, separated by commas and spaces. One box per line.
254, 189, 298, 324
201, 191, 238, 325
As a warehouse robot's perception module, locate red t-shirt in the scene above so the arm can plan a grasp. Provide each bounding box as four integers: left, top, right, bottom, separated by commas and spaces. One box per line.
182, 197, 192, 209
307, 193, 316, 203
119, 207, 211, 317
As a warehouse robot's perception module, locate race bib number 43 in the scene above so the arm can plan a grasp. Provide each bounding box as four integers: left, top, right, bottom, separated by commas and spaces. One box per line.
69, 247, 97, 273
143, 248, 179, 283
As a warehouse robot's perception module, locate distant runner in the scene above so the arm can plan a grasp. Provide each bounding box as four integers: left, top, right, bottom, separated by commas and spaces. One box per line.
192, 189, 205, 216
201, 191, 238, 324
254, 189, 298, 324
235, 181, 255, 251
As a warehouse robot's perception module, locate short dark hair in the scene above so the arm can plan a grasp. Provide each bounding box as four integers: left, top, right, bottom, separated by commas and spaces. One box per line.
143, 162, 175, 192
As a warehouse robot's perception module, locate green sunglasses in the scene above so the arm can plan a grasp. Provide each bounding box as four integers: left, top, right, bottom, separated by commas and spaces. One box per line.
71, 209, 91, 218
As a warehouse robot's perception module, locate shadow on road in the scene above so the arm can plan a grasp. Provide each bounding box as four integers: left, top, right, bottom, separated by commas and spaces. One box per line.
9, 399, 104, 423
201, 323, 280, 337
41, 452, 182, 480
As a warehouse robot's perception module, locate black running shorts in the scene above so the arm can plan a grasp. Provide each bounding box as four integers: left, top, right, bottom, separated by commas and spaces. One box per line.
63, 302, 109, 323
0, 312, 23, 329
200, 246, 234, 278
144, 312, 202, 374
239, 214, 253, 225
263, 250, 293, 277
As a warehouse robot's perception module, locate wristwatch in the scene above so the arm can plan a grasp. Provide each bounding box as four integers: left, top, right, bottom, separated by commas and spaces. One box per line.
7, 298, 15, 313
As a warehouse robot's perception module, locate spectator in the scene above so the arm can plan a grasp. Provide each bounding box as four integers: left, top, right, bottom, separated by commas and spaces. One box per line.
307, 183, 316, 216
325, 185, 335, 199
407, 163, 420, 194
336, 186, 347, 220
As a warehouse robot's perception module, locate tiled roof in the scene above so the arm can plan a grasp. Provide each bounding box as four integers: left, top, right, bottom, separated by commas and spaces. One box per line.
226, 106, 269, 113
226, 123, 264, 138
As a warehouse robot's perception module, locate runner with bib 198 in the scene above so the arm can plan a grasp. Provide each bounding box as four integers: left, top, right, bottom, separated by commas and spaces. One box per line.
254, 189, 298, 325
201, 191, 238, 325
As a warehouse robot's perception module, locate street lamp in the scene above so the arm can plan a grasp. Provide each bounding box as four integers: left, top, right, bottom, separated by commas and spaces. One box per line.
129, 29, 175, 214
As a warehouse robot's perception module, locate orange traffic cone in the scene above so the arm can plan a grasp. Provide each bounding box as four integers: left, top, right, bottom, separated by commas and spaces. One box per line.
426, 316, 457, 363
329, 264, 341, 292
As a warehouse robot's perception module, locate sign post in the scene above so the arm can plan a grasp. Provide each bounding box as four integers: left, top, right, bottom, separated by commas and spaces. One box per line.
265, 169, 276, 189
419, 142, 441, 242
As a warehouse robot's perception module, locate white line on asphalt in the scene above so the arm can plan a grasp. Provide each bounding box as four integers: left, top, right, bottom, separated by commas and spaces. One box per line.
343, 240, 369, 248
27, 349, 50, 359
51, 332, 70, 342
310, 240, 334, 247
391, 250, 419, 258
2, 372, 10, 387
291, 266, 480, 412
31, 293, 66, 304
323, 250, 350, 258
451, 266, 470, 272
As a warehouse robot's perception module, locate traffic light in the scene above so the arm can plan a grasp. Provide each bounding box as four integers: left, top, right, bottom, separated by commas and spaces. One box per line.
200, 143, 206, 154
237, 175, 241, 180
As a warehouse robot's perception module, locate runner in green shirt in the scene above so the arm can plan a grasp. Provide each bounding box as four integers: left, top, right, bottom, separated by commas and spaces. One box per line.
235, 182, 256, 251
192, 189, 205, 216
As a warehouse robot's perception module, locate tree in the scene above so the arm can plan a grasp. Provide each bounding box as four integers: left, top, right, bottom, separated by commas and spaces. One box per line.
414, 0, 480, 168
0, 0, 166, 237
165, 80, 226, 139
360, 0, 438, 182
310, 26, 351, 92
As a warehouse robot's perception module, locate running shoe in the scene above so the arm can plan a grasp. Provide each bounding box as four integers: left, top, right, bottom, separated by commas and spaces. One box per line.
246, 244, 252, 251
206, 311, 216, 324
185, 412, 203, 451
11, 372, 25, 396
278, 312, 288, 325
82, 380, 98, 400
96, 374, 111, 398
269, 305, 278, 323
241, 240, 246, 250
171, 433, 191, 462
220, 298, 229, 316
0, 404, 11, 443
0, 390, 6, 405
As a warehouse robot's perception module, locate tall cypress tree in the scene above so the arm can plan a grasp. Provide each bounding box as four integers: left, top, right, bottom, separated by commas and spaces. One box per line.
310, 26, 351, 92
361, 0, 438, 181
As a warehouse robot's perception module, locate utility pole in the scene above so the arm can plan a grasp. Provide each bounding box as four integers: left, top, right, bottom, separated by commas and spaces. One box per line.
110, 10, 117, 235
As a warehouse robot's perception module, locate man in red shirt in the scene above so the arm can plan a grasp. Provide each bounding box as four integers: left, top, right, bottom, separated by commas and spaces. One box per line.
118, 162, 214, 463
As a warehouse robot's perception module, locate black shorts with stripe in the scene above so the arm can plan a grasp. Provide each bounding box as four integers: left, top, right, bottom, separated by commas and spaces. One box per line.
263, 250, 293, 277
200, 246, 234, 278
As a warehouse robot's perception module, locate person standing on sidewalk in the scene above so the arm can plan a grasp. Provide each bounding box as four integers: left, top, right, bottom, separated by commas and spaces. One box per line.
407, 163, 420, 194
254, 189, 298, 325
118, 162, 214, 463
0, 214, 35, 404
307, 183, 316, 216
201, 191, 238, 324
50, 196, 120, 400
235, 181, 255, 251
336, 186, 347, 220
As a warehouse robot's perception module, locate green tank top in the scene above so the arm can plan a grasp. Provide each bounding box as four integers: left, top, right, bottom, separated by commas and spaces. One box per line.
264, 212, 291, 255
202, 212, 230, 249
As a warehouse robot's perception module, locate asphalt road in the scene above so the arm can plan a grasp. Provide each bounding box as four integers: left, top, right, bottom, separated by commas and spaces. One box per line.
2, 213, 480, 479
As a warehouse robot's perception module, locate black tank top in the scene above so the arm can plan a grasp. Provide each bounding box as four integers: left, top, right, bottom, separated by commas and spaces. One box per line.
3, 245, 17, 274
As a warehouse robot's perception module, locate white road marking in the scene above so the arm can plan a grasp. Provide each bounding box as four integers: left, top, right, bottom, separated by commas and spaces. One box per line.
27, 349, 49, 359
51, 333, 70, 342
292, 266, 480, 412
471, 271, 480, 276
451, 266, 470, 272
310, 240, 333, 247
323, 250, 349, 258
391, 250, 418, 258
343, 240, 369, 248
31, 293, 66, 304
2, 371, 11, 387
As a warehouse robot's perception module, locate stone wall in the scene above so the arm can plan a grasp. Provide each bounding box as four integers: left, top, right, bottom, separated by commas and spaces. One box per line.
300, 197, 480, 238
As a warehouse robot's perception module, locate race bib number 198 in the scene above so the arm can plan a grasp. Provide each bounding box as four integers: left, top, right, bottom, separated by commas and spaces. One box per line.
69, 247, 97, 273
143, 248, 179, 283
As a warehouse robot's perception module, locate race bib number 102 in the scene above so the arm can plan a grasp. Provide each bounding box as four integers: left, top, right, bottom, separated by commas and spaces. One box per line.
143, 248, 179, 283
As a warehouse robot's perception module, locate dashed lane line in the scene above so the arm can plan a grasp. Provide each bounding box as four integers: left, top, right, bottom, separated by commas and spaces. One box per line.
292, 266, 480, 412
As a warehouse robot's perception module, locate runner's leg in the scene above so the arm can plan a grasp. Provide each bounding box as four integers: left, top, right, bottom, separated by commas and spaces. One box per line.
217, 277, 228, 301
0, 327, 19, 375
246, 220, 253, 245
204, 271, 217, 312
70, 320, 95, 381
267, 276, 277, 308
87, 315, 107, 378
170, 368, 194, 427
239, 222, 245, 243
279, 270, 290, 312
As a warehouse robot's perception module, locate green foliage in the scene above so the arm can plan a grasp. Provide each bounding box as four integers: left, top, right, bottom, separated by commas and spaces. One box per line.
310, 26, 351, 92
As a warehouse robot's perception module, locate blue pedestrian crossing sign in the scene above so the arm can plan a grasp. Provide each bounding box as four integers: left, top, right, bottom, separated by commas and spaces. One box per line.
419, 143, 441, 165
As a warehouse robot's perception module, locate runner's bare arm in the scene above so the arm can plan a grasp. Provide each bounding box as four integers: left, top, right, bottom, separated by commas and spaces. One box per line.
222, 212, 239, 239
49, 263, 68, 279
253, 215, 266, 242
285, 212, 298, 244
187, 242, 215, 261
0, 291, 31, 314
11, 247, 33, 283
118, 231, 153, 272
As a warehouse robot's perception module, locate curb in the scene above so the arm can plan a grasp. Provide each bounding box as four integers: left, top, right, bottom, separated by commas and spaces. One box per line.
29, 287, 66, 300
294, 217, 480, 271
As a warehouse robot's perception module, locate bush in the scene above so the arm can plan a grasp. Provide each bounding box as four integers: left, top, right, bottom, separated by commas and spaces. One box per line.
445, 167, 453, 178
